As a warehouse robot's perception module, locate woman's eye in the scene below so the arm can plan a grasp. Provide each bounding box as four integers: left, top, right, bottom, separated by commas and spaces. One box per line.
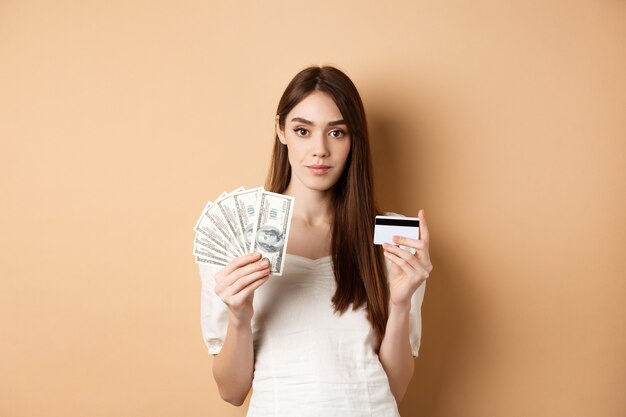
330, 130, 346, 138
294, 128, 308, 136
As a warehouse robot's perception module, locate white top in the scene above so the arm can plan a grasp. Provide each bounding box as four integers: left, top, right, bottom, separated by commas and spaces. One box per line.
199, 253, 426, 417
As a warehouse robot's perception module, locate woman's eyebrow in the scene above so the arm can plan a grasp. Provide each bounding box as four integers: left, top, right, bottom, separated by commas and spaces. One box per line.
290, 117, 346, 126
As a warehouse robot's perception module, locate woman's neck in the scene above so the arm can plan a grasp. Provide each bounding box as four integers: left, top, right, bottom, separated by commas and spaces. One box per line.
283, 182, 333, 226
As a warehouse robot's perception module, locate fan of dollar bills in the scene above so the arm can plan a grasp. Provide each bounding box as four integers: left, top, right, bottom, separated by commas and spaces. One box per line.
193, 187, 295, 276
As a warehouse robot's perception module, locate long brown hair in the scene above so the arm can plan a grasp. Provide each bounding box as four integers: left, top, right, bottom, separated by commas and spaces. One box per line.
266, 66, 389, 346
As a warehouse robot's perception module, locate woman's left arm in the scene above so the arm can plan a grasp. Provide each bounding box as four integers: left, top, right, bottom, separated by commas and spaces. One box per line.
378, 209, 432, 403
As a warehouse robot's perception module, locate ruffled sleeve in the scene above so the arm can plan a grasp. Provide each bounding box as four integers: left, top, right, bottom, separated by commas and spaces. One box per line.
408, 280, 426, 357
198, 263, 229, 355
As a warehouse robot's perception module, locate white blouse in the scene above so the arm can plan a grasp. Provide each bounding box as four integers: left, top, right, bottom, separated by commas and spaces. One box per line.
199, 253, 426, 417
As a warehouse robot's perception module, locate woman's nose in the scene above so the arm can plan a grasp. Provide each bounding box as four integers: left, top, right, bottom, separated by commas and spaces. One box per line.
312, 133, 329, 157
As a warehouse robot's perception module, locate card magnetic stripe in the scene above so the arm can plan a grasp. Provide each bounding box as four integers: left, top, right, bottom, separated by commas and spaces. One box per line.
374, 218, 420, 227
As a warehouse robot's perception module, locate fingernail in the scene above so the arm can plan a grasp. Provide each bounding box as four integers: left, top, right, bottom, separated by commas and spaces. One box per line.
261, 257, 270, 267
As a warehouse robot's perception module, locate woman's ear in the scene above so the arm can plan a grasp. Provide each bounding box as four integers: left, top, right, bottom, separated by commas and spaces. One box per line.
276, 115, 287, 145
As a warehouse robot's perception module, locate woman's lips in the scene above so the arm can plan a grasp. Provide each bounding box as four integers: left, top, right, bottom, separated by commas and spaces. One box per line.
307, 165, 331, 175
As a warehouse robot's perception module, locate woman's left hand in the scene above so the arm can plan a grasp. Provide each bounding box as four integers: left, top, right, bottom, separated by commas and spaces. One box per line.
383, 209, 433, 308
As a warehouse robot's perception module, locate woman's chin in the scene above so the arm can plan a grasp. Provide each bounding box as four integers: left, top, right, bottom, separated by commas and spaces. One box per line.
289, 172, 342, 193
297, 181, 335, 193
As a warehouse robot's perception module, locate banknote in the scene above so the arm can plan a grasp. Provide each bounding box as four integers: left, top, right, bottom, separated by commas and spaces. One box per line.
203, 194, 245, 257
193, 245, 229, 265
194, 235, 231, 260
194, 199, 241, 259
193, 187, 294, 275
215, 193, 248, 255
251, 191, 294, 275
232, 187, 263, 253
195, 255, 228, 266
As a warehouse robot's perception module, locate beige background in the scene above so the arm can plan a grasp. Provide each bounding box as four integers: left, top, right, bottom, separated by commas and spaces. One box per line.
1, 1, 625, 416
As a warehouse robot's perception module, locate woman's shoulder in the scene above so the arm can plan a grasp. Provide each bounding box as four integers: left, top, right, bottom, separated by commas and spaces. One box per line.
381, 211, 405, 217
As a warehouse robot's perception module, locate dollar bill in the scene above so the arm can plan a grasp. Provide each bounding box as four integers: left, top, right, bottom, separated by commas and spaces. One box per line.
193, 244, 229, 265
232, 187, 263, 253
194, 235, 231, 259
193, 187, 295, 272
251, 191, 294, 275
202, 194, 245, 257
195, 255, 228, 266
194, 196, 240, 259
215, 192, 248, 255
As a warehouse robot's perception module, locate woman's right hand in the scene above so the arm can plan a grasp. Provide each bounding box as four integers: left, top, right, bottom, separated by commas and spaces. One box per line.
214, 252, 270, 325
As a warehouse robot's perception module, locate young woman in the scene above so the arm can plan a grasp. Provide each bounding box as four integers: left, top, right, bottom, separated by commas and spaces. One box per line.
199, 66, 432, 416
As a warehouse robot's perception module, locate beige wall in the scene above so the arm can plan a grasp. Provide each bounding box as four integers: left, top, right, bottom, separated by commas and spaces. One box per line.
1, 1, 624, 416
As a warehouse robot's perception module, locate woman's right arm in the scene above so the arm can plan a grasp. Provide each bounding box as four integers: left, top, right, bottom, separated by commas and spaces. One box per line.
211, 253, 270, 406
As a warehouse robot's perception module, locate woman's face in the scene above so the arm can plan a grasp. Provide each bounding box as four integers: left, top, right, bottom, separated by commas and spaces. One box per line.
276, 91, 351, 193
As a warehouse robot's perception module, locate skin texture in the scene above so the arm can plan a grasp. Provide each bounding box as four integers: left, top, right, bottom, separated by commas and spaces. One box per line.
211, 91, 432, 406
